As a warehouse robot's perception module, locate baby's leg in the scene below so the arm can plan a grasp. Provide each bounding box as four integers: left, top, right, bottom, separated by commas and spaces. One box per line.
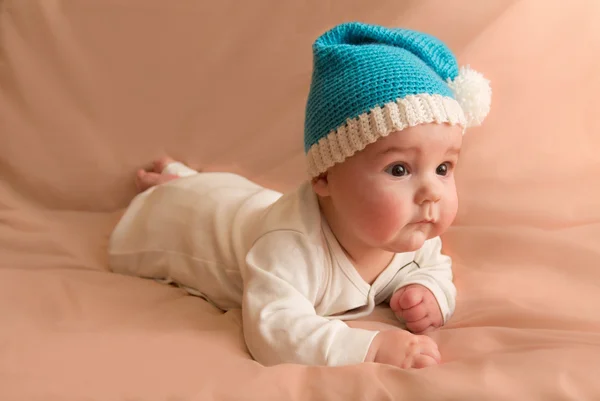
136, 157, 198, 192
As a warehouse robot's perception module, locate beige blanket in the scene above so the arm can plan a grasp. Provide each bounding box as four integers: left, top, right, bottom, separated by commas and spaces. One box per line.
2, 0, 600, 399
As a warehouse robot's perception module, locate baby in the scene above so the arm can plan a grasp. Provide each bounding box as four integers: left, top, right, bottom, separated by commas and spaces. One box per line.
109, 22, 491, 369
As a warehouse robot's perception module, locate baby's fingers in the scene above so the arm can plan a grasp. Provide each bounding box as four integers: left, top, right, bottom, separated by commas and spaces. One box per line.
406, 316, 434, 334
401, 304, 427, 322
411, 354, 439, 369
399, 287, 424, 309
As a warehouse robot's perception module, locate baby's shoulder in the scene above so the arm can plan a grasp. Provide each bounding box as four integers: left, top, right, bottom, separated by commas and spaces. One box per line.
254, 181, 323, 238
245, 229, 327, 282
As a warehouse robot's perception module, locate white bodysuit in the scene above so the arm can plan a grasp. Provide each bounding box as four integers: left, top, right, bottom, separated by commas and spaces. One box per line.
108, 163, 456, 367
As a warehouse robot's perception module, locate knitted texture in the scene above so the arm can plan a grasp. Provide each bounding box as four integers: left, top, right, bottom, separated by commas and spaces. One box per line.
303, 22, 478, 177
306, 94, 465, 177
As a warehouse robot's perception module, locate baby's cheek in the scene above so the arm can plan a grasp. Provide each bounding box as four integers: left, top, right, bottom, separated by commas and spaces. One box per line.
363, 195, 408, 235
440, 195, 459, 228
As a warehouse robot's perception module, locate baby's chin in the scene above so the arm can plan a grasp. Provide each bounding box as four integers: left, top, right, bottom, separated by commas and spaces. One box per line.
384, 232, 429, 253
383, 224, 445, 253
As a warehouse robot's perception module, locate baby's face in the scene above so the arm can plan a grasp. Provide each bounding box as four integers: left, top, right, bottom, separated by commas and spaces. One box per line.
322, 123, 462, 253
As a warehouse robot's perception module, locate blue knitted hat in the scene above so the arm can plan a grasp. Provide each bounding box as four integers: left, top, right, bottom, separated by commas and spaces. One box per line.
304, 22, 491, 177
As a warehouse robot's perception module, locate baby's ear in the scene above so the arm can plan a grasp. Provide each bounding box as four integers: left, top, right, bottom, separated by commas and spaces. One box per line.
311, 173, 330, 197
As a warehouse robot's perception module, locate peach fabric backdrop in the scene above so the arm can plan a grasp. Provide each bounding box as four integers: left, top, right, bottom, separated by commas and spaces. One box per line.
1, 0, 600, 399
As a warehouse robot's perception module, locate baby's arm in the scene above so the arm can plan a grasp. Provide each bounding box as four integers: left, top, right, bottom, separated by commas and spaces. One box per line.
243, 232, 440, 368
388, 237, 457, 331
243, 232, 377, 366
346, 320, 440, 367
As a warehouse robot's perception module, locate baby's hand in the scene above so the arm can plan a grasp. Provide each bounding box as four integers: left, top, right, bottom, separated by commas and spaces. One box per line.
390, 284, 443, 334
367, 330, 441, 369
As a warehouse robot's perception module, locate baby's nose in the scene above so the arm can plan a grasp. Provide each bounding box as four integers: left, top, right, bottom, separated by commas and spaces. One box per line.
415, 179, 442, 204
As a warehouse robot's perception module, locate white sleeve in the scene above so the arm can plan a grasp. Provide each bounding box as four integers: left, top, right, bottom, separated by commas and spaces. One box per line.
242, 231, 378, 367
390, 237, 456, 323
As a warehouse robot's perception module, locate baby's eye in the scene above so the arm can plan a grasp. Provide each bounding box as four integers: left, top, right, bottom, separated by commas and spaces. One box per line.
436, 162, 451, 176
385, 163, 409, 177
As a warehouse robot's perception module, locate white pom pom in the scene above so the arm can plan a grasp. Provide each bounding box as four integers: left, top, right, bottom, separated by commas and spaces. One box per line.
447, 66, 492, 128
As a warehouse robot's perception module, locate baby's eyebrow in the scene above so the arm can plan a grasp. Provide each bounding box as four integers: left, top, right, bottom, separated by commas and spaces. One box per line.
378, 146, 418, 155
377, 145, 461, 156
